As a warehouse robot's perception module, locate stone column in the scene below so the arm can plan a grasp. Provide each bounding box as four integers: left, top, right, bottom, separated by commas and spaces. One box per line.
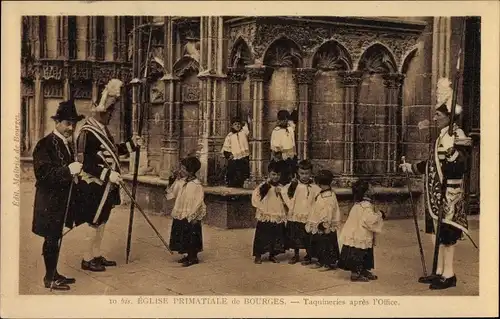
63, 61, 71, 100
33, 63, 44, 143
383, 73, 405, 173
340, 71, 363, 175
293, 68, 316, 160
88, 16, 97, 61
431, 17, 452, 104
244, 65, 268, 188
197, 16, 227, 185
227, 68, 247, 123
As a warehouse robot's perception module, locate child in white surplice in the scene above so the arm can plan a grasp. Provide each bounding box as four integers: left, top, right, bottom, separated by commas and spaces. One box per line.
221, 116, 250, 188
270, 109, 297, 185
305, 170, 341, 270
282, 159, 321, 265
338, 180, 386, 281
251, 161, 287, 264
165, 156, 207, 267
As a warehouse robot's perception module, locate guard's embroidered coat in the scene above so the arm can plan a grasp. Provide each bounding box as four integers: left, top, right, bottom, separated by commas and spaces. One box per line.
72, 117, 136, 227
32, 132, 76, 237
282, 179, 321, 249
412, 124, 469, 245
166, 178, 206, 254
251, 182, 287, 256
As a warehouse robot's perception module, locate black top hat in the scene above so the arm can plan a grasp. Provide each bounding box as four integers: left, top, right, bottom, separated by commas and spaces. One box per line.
51, 100, 85, 122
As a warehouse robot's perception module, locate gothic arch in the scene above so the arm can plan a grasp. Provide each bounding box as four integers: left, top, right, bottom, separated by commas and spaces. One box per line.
263, 37, 303, 68
229, 37, 253, 69
400, 47, 418, 74
312, 40, 352, 71
357, 43, 397, 73
173, 56, 200, 78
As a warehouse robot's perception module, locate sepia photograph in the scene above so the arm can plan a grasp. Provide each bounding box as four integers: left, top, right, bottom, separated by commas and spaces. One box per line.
2, 1, 499, 318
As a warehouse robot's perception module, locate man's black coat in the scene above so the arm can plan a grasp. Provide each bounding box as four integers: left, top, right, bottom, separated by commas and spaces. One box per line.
32, 133, 75, 237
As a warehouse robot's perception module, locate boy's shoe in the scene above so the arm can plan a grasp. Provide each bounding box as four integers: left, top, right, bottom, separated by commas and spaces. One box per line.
362, 270, 378, 280
288, 255, 300, 264
182, 259, 199, 267
350, 273, 370, 282
254, 256, 262, 264
269, 255, 280, 263
310, 262, 323, 269
96, 256, 117, 267
177, 255, 189, 264
321, 263, 338, 271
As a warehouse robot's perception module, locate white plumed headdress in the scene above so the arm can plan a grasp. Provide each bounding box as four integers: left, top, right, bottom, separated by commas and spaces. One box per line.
93, 79, 124, 113
435, 77, 462, 115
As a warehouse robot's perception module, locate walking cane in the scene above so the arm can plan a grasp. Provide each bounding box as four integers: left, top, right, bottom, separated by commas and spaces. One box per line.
50, 134, 78, 292
98, 152, 173, 254
401, 156, 427, 277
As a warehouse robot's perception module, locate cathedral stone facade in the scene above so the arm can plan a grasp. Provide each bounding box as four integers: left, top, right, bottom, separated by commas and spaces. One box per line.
20, 16, 480, 226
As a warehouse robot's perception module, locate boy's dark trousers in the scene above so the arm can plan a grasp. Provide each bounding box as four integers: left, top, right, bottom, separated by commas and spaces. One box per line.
226, 156, 250, 188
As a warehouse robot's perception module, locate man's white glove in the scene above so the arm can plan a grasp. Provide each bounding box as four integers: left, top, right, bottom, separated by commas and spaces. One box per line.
399, 162, 413, 174
109, 171, 122, 184
68, 162, 83, 175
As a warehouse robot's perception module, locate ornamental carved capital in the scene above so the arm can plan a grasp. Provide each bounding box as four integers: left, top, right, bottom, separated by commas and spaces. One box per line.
227, 68, 247, 83
293, 68, 317, 84
340, 71, 364, 87
41, 61, 63, 81
245, 65, 269, 82
382, 73, 405, 89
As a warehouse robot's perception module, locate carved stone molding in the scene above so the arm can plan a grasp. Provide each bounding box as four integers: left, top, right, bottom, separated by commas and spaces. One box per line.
71, 82, 93, 99
227, 68, 247, 83
41, 61, 63, 81
230, 39, 252, 68
43, 81, 64, 98
182, 83, 200, 102
22, 81, 34, 97
71, 61, 93, 82
245, 66, 268, 82
293, 68, 317, 84
382, 73, 405, 88
150, 81, 165, 103
340, 71, 364, 87
253, 23, 421, 71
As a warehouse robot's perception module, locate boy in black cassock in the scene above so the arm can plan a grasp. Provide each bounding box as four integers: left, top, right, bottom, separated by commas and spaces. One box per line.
165, 156, 207, 267
221, 116, 250, 187
251, 161, 288, 264
305, 170, 341, 270
270, 109, 298, 185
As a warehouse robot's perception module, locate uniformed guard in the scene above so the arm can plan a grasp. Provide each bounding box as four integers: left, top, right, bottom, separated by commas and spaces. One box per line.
400, 78, 471, 289
32, 100, 84, 290
73, 79, 141, 272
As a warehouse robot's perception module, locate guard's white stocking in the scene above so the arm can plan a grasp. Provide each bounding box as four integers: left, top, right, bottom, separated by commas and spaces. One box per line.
92, 224, 106, 258
442, 244, 456, 279
431, 235, 444, 275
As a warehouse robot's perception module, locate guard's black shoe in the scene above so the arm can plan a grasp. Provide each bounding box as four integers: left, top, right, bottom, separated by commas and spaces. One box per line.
96, 256, 117, 267
81, 259, 106, 272
44, 277, 70, 291
418, 274, 441, 284
430, 275, 457, 290
56, 273, 76, 284
254, 256, 262, 264
362, 270, 378, 280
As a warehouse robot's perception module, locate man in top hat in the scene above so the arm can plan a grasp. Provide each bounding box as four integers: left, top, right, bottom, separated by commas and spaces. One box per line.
73, 79, 142, 272
32, 99, 84, 291
400, 78, 471, 290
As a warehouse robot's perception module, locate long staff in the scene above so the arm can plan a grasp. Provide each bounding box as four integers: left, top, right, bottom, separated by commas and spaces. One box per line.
401, 156, 427, 277
99, 152, 173, 254
126, 24, 153, 264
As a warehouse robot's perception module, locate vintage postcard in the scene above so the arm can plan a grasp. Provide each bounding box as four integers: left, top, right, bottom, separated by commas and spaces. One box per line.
1, 1, 499, 318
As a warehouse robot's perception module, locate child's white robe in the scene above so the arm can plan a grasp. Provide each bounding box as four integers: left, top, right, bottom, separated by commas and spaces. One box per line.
166, 178, 207, 222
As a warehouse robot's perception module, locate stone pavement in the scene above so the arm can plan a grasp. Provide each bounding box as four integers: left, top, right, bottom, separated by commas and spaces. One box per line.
19, 181, 479, 296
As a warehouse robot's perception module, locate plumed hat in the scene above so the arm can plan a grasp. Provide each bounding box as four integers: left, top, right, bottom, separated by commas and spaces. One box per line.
435, 77, 462, 116
51, 99, 85, 122
92, 79, 124, 113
